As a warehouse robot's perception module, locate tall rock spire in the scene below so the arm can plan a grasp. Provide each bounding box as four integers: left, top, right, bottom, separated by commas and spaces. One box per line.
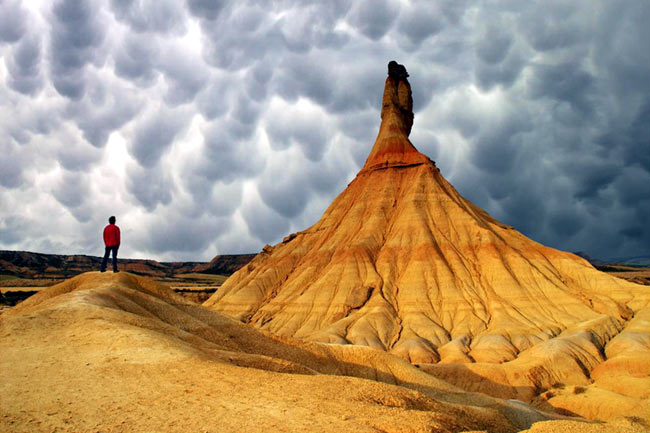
362, 61, 430, 172
205, 63, 648, 368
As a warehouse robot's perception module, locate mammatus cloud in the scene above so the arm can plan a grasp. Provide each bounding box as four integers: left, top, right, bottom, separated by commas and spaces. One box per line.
0, 0, 648, 261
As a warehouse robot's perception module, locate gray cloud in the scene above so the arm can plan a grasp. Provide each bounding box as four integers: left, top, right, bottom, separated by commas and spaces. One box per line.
65, 77, 142, 147
52, 171, 93, 222
347, 0, 400, 40
265, 105, 331, 162
193, 121, 266, 184
241, 198, 290, 245
1, 0, 648, 262
527, 60, 596, 116
130, 106, 189, 167
158, 44, 209, 106
196, 79, 231, 120
275, 1, 351, 52
0, 145, 25, 188
143, 213, 229, 255
109, 0, 187, 34
56, 136, 103, 171
113, 33, 160, 86
6, 34, 43, 95
397, 2, 443, 49
0, 215, 29, 245
126, 163, 174, 211
186, 0, 228, 21
257, 157, 311, 219
49, 0, 106, 99
199, 4, 278, 70
518, 2, 583, 53
0, 0, 27, 43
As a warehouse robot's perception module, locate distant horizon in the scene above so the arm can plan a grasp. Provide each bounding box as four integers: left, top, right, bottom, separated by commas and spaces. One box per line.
0, 248, 256, 264
2, 247, 649, 267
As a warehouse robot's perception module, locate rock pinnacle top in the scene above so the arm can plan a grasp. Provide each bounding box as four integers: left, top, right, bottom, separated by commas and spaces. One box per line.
362, 61, 431, 172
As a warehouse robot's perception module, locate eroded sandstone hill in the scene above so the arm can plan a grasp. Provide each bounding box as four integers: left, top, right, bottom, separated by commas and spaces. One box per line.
2, 272, 575, 433
204, 63, 649, 414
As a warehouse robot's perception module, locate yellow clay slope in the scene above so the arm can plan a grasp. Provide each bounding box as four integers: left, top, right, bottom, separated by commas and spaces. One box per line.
1, 271, 584, 433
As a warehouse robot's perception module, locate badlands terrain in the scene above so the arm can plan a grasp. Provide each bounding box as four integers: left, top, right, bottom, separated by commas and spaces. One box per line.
2, 63, 649, 432
0, 271, 646, 433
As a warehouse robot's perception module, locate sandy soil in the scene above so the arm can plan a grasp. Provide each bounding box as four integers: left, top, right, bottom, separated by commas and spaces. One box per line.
2, 271, 620, 433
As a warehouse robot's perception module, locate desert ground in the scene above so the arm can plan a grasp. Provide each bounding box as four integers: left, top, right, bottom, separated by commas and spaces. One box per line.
1, 271, 648, 433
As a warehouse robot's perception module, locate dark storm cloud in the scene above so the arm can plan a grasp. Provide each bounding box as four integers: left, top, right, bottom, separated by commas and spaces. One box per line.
6, 101, 62, 145
65, 78, 141, 147
244, 63, 272, 102
256, 141, 356, 224
109, 0, 187, 34
338, 110, 378, 143
475, 23, 512, 65
180, 172, 244, 220
564, 158, 621, 200
186, 0, 228, 21
241, 198, 290, 245
470, 109, 533, 175
620, 101, 650, 172
326, 63, 385, 113
614, 166, 650, 208
52, 172, 94, 223
56, 137, 103, 171
0, 146, 25, 189
473, 19, 528, 91
126, 163, 174, 211
258, 174, 309, 219
144, 213, 229, 254
6, 34, 43, 95
2, 0, 649, 262
0, 0, 27, 43
194, 121, 265, 183
347, 0, 400, 40
159, 46, 210, 106
196, 78, 232, 120
548, 210, 583, 238
527, 60, 596, 116
397, 2, 443, 49
275, 1, 351, 52
265, 107, 331, 162
113, 33, 159, 86
517, 2, 583, 53
273, 56, 333, 107
231, 93, 261, 126
130, 107, 189, 167
0, 215, 29, 245
199, 4, 277, 70
49, 0, 106, 100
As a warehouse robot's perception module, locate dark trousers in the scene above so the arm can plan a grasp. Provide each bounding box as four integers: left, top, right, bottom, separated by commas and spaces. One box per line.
101, 246, 119, 272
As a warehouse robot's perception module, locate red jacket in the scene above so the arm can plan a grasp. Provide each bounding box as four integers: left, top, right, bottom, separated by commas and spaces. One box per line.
103, 224, 121, 247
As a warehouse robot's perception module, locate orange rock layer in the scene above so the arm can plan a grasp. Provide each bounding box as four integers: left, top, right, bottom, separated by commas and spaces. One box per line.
204, 64, 649, 379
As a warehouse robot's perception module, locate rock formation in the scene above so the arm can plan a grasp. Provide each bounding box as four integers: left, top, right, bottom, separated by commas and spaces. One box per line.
204, 63, 649, 418
2, 272, 578, 433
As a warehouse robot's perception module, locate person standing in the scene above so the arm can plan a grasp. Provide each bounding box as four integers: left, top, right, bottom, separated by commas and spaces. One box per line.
101, 216, 121, 273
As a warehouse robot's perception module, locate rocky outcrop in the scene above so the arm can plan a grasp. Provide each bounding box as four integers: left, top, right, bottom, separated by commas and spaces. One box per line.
204, 64, 649, 419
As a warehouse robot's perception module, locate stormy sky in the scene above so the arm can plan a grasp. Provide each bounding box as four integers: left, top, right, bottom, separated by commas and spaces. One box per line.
1, 0, 648, 262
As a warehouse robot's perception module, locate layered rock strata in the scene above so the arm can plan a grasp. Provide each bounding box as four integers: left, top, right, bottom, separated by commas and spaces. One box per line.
204, 63, 649, 374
